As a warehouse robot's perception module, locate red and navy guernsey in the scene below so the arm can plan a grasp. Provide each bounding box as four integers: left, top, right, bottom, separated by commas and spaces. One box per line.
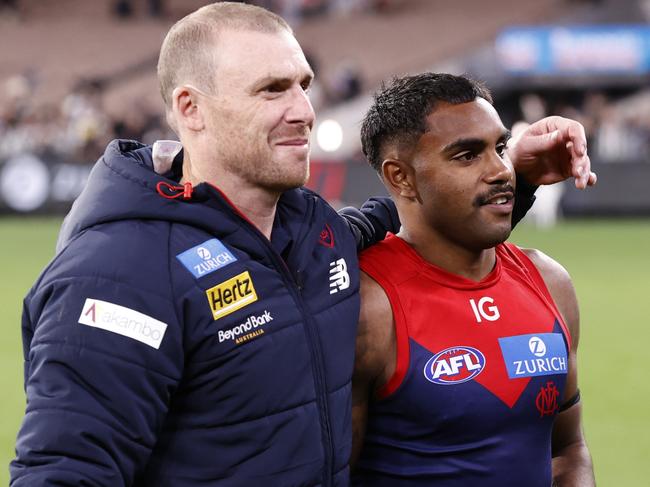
354, 233, 571, 487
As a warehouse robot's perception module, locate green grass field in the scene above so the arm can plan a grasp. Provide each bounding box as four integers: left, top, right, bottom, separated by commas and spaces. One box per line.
1, 216, 648, 484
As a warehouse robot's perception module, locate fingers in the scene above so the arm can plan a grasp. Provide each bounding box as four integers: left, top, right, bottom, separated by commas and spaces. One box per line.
511, 120, 530, 140
518, 129, 561, 155
556, 118, 587, 155
535, 116, 588, 156
571, 155, 589, 189
572, 158, 596, 189
588, 171, 597, 186
565, 136, 593, 190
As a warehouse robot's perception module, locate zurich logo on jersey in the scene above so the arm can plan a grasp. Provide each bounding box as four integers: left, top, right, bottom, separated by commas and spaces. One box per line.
423, 346, 486, 385
499, 333, 568, 379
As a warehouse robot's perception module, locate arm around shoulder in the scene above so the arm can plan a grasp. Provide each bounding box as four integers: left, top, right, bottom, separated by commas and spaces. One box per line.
522, 248, 595, 486
338, 197, 400, 251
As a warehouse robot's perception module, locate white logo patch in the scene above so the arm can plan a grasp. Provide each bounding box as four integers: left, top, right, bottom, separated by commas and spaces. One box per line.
218, 310, 273, 344
469, 296, 500, 323
78, 298, 168, 349
329, 258, 350, 294
197, 246, 212, 260
529, 336, 547, 357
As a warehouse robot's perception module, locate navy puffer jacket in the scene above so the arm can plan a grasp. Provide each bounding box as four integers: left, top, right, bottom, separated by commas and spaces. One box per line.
11, 140, 386, 486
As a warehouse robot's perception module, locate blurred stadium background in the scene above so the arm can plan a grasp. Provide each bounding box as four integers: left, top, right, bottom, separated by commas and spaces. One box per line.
1, 0, 648, 484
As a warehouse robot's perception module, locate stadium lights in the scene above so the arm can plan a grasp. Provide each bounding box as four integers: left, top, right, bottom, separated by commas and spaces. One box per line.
316, 119, 343, 152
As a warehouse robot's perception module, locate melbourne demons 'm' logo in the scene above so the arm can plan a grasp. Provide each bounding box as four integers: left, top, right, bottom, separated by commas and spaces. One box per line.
423, 346, 486, 385
535, 381, 560, 417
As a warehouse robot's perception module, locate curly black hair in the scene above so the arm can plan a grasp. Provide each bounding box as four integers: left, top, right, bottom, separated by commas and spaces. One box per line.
361, 73, 492, 172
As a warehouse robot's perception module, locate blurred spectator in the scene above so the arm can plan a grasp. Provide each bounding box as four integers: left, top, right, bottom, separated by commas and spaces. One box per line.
113, 0, 134, 19
326, 60, 363, 104
112, 0, 164, 20
519, 93, 547, 124
0, 0, 19, 15
250, 0, 388, 25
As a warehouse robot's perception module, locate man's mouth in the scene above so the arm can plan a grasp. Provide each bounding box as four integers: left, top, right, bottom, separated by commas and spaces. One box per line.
484, 193, 513, 205
275, 138, 309, 146
475, 186, 515, 208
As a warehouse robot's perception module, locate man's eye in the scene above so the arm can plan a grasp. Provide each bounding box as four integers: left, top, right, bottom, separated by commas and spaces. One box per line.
264, 83, 285, 93
454, 151, 477, 162
496, 143, 508, 157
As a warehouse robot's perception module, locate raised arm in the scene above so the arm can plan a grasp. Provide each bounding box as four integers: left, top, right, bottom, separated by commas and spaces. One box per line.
507, 116, 597, 189
351, 271, 396, 469
523, 249, 595, 486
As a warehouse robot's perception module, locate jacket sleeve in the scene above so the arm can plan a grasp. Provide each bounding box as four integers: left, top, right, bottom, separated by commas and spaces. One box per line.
10, 274, 183, 486
338, 197, 401, 252
512, 174, 537, 229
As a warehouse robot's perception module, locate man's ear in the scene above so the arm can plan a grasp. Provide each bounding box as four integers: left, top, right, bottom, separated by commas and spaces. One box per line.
171, 86, 205, 132
382, 158, 420, 202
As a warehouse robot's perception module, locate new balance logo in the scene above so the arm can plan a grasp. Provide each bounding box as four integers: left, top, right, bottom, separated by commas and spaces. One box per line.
329, 258, 350, 294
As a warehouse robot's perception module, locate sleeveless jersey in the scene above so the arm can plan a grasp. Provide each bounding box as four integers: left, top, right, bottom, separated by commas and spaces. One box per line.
354, 234, 571, 487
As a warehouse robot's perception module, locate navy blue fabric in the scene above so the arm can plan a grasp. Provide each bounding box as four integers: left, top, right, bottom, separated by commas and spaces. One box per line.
11, 140, 361, 486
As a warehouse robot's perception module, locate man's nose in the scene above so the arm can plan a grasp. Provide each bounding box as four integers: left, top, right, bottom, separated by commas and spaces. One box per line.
285, 85, 315, 127
484, 151, 514, 184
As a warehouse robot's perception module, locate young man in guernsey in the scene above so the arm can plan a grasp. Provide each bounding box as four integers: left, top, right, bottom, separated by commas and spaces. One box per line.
351, 73, 595, 487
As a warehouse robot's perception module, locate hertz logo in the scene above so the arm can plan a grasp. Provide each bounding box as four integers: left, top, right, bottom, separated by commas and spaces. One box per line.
206, 271, 258, 320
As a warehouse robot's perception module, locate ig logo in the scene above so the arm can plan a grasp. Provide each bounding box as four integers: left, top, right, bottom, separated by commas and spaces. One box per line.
469, 297, 500, 323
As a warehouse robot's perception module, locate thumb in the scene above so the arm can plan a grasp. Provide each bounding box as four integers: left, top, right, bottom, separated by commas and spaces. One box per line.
519, 129, 561, 154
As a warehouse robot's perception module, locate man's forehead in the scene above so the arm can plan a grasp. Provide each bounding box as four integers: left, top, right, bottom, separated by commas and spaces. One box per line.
424, 98, 506, 142
215, 29, 311, 80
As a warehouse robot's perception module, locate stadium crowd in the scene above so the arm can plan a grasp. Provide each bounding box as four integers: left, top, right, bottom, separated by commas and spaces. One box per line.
514, 90, 650, 163
1, 66, 647, 166
0, 50, 364, 164
0, 74, 173, 164
2, 0, 400, 23
1, 0, 647, 166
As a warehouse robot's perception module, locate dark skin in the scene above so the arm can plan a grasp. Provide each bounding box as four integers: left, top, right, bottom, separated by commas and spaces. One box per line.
352, 99, 595, 486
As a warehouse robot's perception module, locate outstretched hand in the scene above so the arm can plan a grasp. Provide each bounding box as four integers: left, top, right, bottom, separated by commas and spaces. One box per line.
507, 116, 597, 189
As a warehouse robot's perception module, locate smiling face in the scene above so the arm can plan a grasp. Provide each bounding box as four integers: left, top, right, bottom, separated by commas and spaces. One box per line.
199, 28, 315, 192
406, 97, 515, 252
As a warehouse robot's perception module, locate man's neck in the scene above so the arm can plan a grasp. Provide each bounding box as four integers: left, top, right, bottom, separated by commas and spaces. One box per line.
181, 157, 279, 240
397, 227, 496, 282
219, 182, 279, 240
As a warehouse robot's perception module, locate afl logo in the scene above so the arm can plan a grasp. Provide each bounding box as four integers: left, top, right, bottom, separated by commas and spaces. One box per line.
424, 346, 486, 385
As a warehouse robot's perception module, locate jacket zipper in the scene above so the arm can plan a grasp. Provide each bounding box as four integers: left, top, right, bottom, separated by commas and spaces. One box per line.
208, 186, 335, 486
